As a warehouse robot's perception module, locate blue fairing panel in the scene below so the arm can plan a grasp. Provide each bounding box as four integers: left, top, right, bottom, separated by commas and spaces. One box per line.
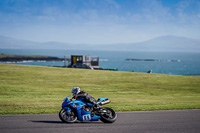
97, 98, 108, 102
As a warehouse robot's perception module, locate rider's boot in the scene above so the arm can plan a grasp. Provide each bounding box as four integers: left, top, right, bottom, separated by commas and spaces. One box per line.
93, 103, 100, 110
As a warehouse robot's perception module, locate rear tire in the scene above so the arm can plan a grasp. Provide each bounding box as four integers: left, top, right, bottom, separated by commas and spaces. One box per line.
100, 107, 117, 123
59, 109, 77, 123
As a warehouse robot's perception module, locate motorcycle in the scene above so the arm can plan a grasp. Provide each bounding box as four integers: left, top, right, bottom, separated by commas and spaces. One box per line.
59, 95, 117, 123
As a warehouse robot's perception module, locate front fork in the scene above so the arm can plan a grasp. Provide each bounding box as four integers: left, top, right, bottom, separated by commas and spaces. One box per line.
62, 107, 70, 114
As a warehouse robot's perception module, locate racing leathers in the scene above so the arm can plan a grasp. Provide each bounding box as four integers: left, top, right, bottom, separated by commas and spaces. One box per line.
73, 91, 97, 106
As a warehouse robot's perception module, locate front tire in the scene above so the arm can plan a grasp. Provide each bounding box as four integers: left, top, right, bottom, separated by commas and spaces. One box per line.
59, 109, 77, 123
100, 107, 117, 123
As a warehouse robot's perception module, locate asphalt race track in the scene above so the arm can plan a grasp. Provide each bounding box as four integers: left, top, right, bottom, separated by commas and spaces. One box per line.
0, 110, 200, 133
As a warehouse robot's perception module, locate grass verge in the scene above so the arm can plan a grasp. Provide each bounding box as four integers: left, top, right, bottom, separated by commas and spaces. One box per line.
0, 64, 200, 114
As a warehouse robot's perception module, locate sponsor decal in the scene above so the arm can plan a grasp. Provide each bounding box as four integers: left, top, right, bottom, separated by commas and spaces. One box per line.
82, 114, 91, 121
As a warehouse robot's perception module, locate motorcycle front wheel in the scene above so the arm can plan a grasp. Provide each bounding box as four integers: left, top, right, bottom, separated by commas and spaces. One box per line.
59, 109, 77, 123
100, 107, 117, 123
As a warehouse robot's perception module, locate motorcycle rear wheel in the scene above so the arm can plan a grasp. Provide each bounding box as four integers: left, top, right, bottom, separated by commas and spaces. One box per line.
59, 109, 77, 123
100, 107, 117, 123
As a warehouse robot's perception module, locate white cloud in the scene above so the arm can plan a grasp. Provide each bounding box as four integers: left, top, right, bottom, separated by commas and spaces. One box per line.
0, 0, 200, 44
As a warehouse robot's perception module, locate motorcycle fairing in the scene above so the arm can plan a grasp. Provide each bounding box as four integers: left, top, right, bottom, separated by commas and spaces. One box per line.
97, 98, 108, 102
62, 97, 100, 121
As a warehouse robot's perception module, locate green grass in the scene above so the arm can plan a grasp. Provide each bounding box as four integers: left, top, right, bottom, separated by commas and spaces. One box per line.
0, 63, 200, 114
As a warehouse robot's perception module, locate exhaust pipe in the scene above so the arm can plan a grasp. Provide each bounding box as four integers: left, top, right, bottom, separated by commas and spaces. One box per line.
100, 100, 111, 105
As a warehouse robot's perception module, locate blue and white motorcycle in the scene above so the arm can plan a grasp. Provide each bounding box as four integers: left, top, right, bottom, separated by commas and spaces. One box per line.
59, 95, 117, 123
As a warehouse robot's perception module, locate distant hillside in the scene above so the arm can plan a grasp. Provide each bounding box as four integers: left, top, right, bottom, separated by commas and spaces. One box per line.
0, 35, 42, 49
109, 35, 200, 52
0, 35, 200, 52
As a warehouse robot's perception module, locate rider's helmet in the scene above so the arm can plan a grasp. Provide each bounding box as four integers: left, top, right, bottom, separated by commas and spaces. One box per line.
71, 87, 81, 96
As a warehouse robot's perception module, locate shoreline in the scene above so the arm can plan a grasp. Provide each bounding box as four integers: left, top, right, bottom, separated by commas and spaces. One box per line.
0, 63, 199, 76
0, 53, 67, 62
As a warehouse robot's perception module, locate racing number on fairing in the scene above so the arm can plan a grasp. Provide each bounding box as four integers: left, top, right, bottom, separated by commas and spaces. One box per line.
82, 114, 91, 120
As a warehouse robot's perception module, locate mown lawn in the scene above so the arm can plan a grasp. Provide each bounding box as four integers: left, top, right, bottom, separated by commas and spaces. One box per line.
0, 64, 200, 114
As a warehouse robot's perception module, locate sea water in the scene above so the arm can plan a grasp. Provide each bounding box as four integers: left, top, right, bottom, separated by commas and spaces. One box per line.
0, 49, 200, 76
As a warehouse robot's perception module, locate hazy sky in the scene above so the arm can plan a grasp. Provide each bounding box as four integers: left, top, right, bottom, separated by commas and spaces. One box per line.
0, 0, 200, 44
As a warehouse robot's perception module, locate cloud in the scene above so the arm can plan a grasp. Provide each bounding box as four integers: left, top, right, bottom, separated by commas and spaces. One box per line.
176, 0, 191, 13
0, 0, 200, 44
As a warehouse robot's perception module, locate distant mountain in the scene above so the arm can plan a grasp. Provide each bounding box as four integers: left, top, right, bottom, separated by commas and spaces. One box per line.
103, 35, 200, 52
0, 35, 42, 49
0, 35, 71, 49
0, 35, 200, 52
0, 35, 92, 50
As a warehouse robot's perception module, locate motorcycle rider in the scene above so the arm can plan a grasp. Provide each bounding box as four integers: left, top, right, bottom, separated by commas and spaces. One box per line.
71, 87, 100, 109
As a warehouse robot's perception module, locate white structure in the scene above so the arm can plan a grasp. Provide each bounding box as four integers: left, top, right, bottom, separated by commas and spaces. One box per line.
71, 55, 99, 69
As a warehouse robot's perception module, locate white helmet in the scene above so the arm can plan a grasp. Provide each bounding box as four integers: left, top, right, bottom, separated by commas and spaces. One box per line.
72, 87, 80, 96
